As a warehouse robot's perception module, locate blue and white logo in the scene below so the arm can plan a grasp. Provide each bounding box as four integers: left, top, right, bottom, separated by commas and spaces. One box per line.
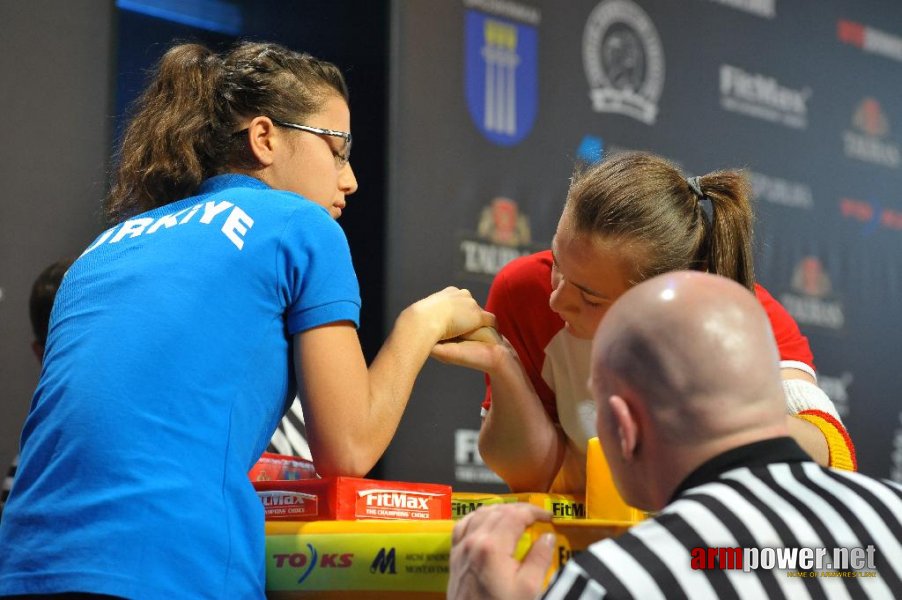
465, 9, 538, 146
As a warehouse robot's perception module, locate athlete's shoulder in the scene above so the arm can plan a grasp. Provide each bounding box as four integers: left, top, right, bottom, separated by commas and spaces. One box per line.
493, 250, 552, 290
753, 282, 777, 304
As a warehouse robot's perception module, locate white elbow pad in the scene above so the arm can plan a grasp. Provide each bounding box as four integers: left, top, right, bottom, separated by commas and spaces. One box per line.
782, 378, 843, 425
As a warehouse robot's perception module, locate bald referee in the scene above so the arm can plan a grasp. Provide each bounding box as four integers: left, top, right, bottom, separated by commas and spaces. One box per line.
449, 271, 901, 600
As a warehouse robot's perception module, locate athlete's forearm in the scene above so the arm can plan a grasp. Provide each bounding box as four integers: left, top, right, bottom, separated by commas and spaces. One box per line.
479, 350, 565, 492
786, 415, 829, 465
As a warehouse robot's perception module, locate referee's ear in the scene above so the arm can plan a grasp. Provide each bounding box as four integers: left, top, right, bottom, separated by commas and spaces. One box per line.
608, 394, 638, 460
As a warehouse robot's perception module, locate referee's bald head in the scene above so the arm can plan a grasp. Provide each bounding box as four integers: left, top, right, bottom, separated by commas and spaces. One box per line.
589, 271, 789, 510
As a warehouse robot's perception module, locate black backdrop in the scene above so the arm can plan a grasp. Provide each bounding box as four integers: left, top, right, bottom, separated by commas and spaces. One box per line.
382, 0, 902, 490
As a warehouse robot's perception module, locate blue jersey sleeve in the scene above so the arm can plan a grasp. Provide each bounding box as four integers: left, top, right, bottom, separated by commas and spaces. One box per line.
279, 205, 361, 334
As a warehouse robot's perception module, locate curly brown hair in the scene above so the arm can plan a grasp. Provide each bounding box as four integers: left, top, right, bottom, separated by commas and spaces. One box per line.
106, 42, 348, 225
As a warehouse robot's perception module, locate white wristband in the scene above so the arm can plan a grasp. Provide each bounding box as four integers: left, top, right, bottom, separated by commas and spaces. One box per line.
779, 360, 817, 381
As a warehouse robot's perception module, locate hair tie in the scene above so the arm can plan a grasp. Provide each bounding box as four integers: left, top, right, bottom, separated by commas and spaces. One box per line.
686, 176, 705, 201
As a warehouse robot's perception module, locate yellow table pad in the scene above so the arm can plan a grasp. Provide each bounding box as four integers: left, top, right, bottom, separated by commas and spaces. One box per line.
265, 517, 631, 597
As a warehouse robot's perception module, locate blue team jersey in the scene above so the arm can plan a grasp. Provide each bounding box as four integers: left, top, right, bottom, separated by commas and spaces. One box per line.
0, 174, 360, 598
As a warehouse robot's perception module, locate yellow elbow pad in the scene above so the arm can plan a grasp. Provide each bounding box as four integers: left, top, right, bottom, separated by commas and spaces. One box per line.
795, 411, 857, 471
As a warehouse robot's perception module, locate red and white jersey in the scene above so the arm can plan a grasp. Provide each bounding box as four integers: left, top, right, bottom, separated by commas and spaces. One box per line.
482, 251, 824, 483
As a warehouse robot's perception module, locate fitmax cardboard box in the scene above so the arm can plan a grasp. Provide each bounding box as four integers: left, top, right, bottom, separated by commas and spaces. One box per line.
254, 476, 452, 521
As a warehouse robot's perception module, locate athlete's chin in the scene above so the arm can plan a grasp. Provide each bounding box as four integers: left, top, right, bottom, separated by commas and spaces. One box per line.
563, 321, 593, 340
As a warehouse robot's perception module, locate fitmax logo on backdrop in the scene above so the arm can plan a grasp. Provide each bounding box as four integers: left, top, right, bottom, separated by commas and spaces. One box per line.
719, 64, 810, 129
583, 0, 664, 125
464, 0, 540, 146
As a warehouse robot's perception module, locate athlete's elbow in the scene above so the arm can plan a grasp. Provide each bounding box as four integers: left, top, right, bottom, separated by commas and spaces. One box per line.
309, 443, 379, 478
479, 440, 551, 492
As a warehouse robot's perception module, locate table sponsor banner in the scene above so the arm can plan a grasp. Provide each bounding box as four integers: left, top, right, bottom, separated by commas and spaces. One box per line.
265, 518, 632, 594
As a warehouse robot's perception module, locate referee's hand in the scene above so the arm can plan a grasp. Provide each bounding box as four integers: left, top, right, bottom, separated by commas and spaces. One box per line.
448, 503, 555, 600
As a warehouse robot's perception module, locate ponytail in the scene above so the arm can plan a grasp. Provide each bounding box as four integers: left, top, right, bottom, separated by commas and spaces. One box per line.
107, 44, 224, 224
694, 171, 755, 291
566, 152, 756, 291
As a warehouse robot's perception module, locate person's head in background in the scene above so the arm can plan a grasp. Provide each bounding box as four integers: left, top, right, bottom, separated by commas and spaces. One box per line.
107, 41, 358, 225
590, 271, 788, 511
550, 151, 754, 339
28, 258, 75, 364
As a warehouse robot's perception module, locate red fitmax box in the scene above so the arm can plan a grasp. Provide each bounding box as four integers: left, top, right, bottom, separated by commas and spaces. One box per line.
249, 452, 317, 482
253, 476, 452, 521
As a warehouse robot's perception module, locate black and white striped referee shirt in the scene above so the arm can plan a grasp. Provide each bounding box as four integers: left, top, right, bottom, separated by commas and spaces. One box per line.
266, 396, 312, 460
543, 437, 902, 599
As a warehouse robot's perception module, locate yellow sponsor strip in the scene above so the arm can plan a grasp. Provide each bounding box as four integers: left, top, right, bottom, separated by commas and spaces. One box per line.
265, 518, 633, 593
266, 528, 452, 592
451, 491, 586, 520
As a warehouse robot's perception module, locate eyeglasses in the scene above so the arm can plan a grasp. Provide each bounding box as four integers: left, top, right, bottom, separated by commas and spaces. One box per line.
272, 119, 352, 168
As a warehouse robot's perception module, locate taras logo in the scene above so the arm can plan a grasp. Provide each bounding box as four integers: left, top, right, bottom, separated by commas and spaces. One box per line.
478, 197, 531, 246
458, 197, 543, 282
370, 547, 397, 575
792, 256, 831, 298
583, 0, 664, 125
464, 1, 539, 146
855, 97, 888, 137
779, 257, 845, 331
843, 98, 900, 168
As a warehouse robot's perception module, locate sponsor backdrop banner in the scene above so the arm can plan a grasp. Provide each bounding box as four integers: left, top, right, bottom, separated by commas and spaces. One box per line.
384, 0, 902, 489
